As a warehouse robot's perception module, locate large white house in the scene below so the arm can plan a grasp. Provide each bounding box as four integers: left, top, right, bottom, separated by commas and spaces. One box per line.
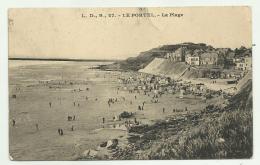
235, 56, 252, 70
185, 54, 200, 66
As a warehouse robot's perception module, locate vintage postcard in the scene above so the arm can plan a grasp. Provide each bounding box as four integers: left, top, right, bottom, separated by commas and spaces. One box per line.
8, 7, 252, 160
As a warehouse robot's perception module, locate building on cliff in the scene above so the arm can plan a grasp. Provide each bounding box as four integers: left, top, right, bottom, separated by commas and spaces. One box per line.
235, 56, 252, 70
185, 54, 200, 66
165, 47, 186, 62
200, 52, 219, 66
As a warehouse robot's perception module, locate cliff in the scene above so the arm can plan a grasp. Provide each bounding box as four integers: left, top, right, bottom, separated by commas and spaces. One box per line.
100, 43, 214, 71
100, 43, 251, 74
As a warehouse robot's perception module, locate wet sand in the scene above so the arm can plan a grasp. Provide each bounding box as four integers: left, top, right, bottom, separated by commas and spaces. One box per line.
9, 61, 212, 160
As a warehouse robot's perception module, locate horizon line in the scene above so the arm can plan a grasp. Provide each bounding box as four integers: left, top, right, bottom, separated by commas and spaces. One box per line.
8, 57, 121, 62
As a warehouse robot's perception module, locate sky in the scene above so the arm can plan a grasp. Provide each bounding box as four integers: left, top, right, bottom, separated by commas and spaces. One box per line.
9, 7, 252, 60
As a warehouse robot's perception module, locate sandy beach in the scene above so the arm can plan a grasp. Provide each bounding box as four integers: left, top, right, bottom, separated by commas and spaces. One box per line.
9, 60, 220, 160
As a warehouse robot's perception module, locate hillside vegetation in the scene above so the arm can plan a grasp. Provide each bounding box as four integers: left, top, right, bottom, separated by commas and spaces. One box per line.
111, 80, 253, 159
100, 43, 251, 71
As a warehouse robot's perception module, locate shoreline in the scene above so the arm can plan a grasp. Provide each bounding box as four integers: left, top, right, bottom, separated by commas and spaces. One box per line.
9, 60, 252, 160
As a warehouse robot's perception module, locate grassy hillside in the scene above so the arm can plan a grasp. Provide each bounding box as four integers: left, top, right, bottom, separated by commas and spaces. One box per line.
111, 80, 253, 159
100, 51, 165, 71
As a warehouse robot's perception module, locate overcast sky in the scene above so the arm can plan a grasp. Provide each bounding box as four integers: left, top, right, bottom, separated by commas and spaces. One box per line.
9, 7, 251, 60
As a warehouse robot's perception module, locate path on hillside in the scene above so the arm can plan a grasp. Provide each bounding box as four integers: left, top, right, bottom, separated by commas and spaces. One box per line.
235, 71, 252, 93
139, 58, 249, 93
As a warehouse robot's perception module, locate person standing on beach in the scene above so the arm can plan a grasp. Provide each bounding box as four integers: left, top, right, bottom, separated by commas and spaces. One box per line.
49, 102, 52, 108
12, 119, 16, 127
138, 105, 141, 111
36, 124, 39, 131
102, 117, 105, 123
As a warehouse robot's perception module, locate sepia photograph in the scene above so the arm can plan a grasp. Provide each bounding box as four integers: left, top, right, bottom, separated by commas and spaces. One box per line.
8, 7, 252, 160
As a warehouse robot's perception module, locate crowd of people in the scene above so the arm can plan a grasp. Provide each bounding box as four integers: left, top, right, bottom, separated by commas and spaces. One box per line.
10, 70, 226, 138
